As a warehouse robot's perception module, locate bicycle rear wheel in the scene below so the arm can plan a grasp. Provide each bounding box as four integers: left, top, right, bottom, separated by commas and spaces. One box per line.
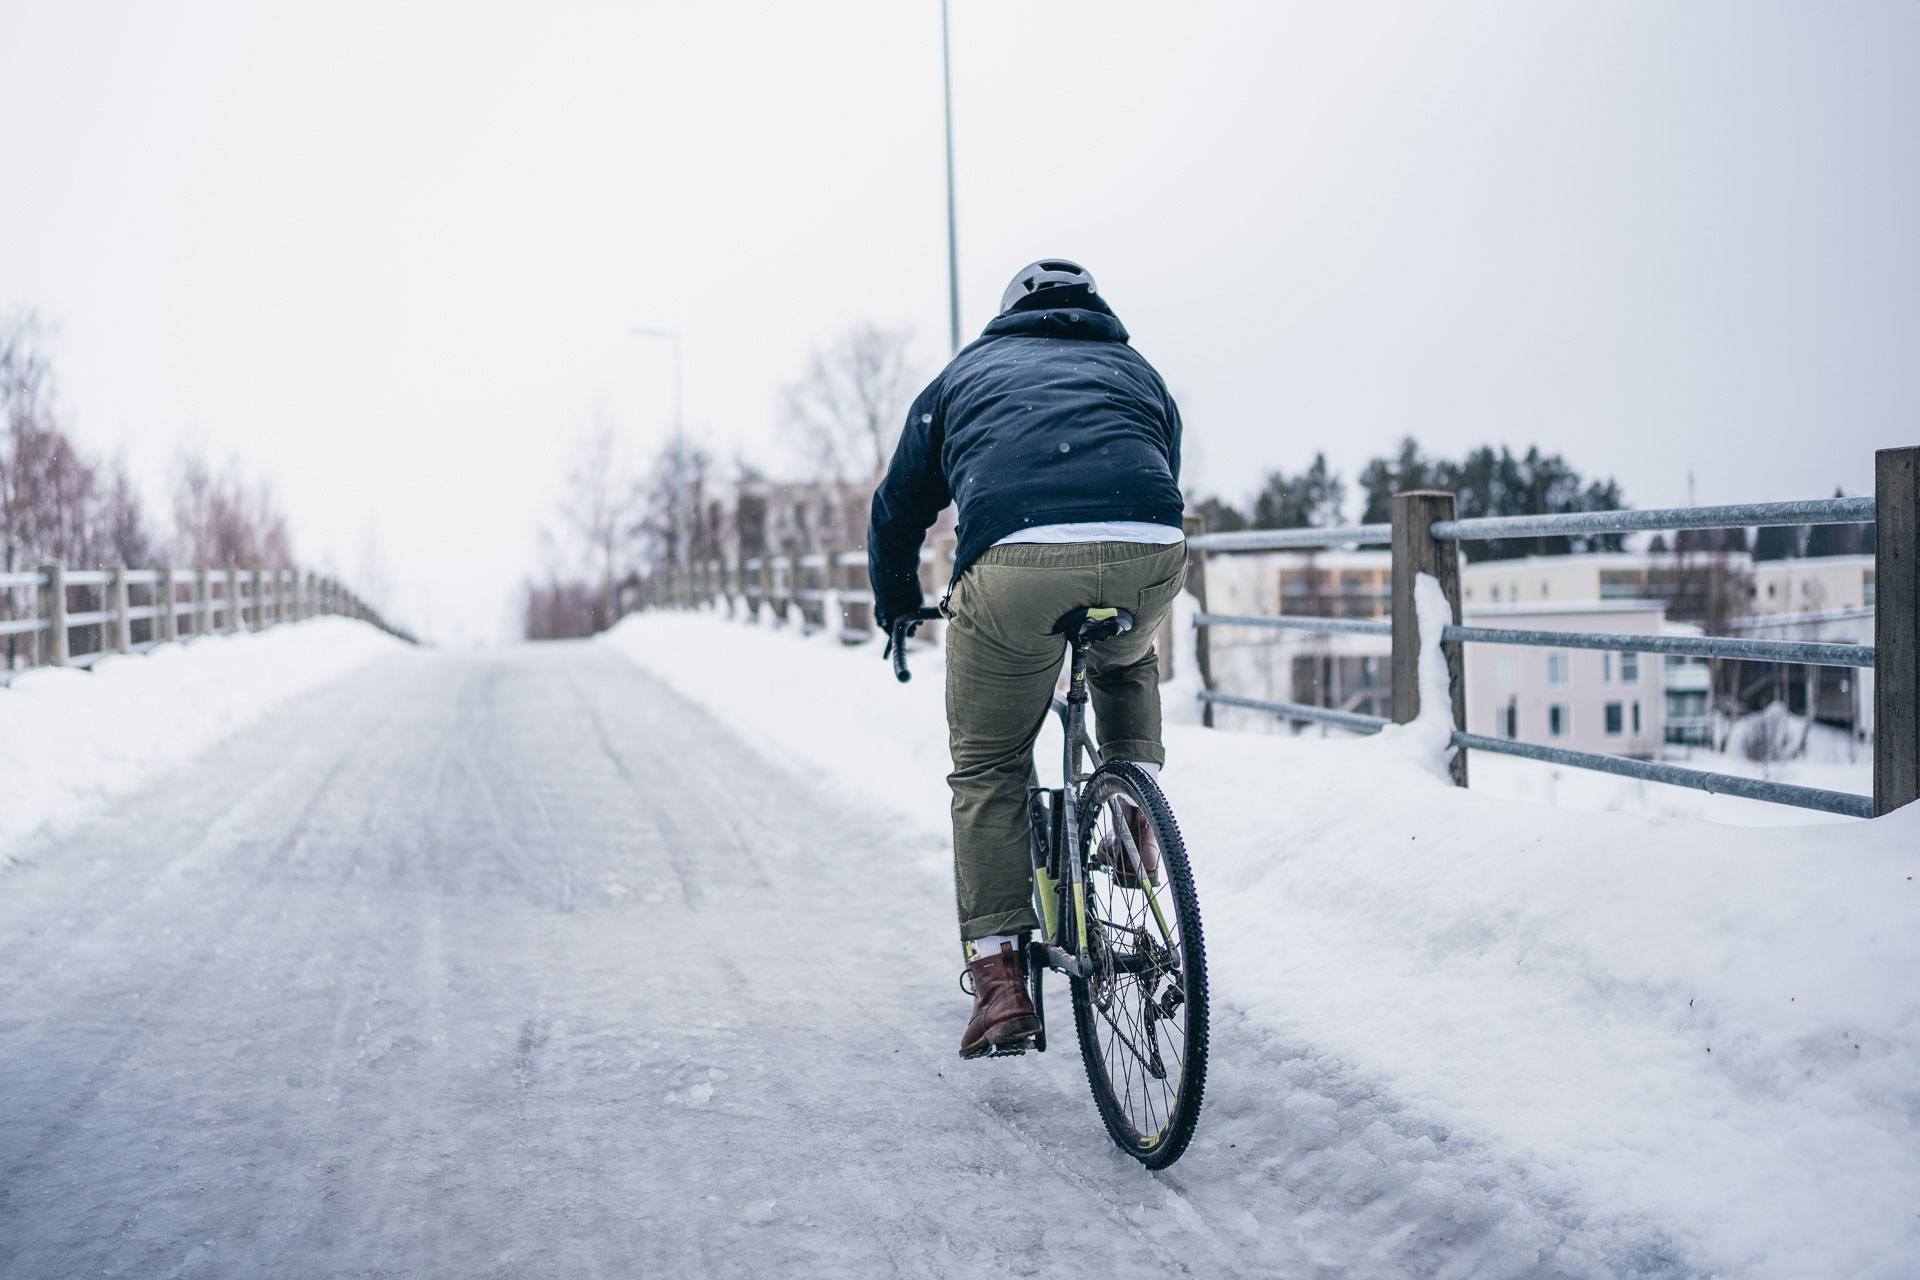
1068, 760, 1209, 1168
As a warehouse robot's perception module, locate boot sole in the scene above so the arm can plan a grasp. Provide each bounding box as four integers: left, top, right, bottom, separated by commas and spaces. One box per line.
959, 1014, 1042, 1059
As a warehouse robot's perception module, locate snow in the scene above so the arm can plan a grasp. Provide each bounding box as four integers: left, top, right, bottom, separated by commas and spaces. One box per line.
605, 595, 1920, 1279
0, 618, 400, 854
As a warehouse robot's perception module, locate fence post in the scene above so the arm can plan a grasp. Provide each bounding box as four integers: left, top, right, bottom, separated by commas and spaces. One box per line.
38, 563, 68, 666
1391, 490, 1469, 787
1183, 513, 1212, 721
157, 568, 178, 644
1875, 446, 1918, 815
193, 569, 208, 637
110, 566, 132, 654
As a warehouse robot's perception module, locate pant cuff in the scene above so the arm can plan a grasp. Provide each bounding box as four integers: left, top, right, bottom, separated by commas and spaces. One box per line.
960, 907, 1040, 942
1099, 738, 1166, 767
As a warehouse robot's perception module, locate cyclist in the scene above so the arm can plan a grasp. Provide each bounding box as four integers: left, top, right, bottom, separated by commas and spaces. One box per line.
868, 259, 1187, 1059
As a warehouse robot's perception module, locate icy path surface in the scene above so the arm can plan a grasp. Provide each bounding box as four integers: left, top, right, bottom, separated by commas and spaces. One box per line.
0, 641, 1644, 1279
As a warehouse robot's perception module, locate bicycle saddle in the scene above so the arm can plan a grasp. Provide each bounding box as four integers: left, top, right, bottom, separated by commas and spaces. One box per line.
1052, 605, 1135, 646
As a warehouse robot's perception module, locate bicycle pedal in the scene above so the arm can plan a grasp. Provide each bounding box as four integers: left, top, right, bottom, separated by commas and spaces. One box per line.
986, 1038, 1032, 1058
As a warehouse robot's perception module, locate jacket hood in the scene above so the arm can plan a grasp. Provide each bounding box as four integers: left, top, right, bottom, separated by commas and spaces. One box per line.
978, 288, 1129, 344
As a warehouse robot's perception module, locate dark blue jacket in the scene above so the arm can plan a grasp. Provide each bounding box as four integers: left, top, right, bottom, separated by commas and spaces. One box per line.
867, 290, 1183, 628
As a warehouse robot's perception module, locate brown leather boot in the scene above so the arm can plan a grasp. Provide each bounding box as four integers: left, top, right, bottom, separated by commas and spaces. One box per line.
1100, 802, 1162, 890
959, 942, 1040, 1059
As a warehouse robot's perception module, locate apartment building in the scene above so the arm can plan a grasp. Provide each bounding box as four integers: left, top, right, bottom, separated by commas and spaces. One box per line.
1747, 555, 1875, 614
1462, 602, 1668, 758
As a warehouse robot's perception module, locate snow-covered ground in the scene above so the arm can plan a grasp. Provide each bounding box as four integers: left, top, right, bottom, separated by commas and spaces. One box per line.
0, 617, 400, 853
605, 601, 1920, 1279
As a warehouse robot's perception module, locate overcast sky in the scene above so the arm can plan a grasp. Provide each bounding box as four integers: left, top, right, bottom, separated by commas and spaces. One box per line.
3, 1, 1915, 642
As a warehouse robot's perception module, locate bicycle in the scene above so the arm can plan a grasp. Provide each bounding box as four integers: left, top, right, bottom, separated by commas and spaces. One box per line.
888, 604, 1210, 1168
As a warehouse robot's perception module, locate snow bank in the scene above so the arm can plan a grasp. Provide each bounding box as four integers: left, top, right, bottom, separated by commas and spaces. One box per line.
606, 603, 1920, 1278
1, 618, 400, 852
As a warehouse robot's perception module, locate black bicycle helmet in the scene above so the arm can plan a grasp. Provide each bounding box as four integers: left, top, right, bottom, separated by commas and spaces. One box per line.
998, 258, 1097, 314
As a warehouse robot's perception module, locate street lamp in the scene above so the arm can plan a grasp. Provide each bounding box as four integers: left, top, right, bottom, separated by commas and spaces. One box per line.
629, 326, 689, 580
941, 0, 961, 354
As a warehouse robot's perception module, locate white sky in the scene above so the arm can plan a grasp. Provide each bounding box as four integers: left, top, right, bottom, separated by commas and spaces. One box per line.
3, 1, 1915, 642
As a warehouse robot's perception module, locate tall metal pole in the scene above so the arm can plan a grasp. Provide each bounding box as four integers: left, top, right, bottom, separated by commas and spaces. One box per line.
941, 0, 961, 354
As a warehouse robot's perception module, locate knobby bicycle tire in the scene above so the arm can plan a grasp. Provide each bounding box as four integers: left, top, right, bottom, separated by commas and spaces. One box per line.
1067, 760, 1209, 1168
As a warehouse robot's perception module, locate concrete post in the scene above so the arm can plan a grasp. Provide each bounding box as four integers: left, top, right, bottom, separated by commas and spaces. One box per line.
1874, 446, 1918, 815
110, 566, 132, 653
39, 563, 68, 666
1391, 490, 1469, 787
158, 569, 179, 644
838, 549, 874, 637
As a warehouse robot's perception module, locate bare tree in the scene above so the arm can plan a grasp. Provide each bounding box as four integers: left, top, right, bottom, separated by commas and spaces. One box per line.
781, 323, 919, 549
170, 448, 296, 568
558, 416, 635, 626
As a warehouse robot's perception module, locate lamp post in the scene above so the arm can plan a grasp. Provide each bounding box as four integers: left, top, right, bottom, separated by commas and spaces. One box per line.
940, 0, 961, 354
630, 326, 689, 591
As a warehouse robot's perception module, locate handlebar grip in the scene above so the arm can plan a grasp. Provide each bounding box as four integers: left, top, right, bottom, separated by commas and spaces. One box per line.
892, 622, 913, 683
886, 607, 942, 684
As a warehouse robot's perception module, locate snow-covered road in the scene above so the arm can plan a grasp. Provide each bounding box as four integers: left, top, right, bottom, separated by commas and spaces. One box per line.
0, 641, 1635, 1279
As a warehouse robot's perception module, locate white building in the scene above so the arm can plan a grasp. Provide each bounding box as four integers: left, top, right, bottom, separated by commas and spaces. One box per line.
1462, 602, 1667, 758
1748, 554, 1875, 614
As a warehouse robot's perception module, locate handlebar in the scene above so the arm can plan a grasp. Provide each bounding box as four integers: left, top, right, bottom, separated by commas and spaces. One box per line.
886, 607, 945, 683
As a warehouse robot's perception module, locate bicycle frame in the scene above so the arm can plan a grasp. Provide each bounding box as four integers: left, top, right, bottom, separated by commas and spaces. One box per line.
1028, 637, 1103, 981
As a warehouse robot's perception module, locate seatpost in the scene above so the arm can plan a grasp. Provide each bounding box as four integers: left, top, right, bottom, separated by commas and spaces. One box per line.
1067, 640, 1091, 704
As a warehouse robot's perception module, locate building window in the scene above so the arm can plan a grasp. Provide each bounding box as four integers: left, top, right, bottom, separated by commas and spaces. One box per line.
1547, 651, 1570, 687
1495, 654, 1519, 688
1502, 703, 1518, 738
1491, 585, 1501, 602
1632, 702, 1642, 734
1605, 702, 1624, 735
1602, 653, 1613, 684
1541, 581, 1550, 598
1621, 651, 1639, 684
1550, 704, 1569, 737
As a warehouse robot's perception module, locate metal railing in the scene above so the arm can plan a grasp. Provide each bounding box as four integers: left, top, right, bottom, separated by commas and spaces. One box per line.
1, 564, 414, 685
1185, 447, 1919, 819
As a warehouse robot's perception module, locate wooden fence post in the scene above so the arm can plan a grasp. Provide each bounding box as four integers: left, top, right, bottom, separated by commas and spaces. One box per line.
1875, 445, 1918, 815
194, 570, 210, 637
158, 568, 179, 644
110, 566, 132, 654
38, 563, 68, 666
838, 548, 874, 637
1391, 490, 1468, 786
1183, 513, 1212, 722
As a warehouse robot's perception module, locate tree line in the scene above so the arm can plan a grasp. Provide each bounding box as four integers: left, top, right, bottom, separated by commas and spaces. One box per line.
1192, 438, 1630, 561
2, 311, 298, 664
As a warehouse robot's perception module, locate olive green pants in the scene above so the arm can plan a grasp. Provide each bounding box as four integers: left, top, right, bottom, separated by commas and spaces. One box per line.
943, 540, 1187, 942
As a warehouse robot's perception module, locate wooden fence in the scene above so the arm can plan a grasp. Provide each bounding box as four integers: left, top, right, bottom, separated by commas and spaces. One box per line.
1, 565, 415, 684
1185, 446, 1916, 819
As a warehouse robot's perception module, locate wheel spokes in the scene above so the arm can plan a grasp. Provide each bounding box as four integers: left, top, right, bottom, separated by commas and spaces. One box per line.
1084, 789, 1188, 1139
